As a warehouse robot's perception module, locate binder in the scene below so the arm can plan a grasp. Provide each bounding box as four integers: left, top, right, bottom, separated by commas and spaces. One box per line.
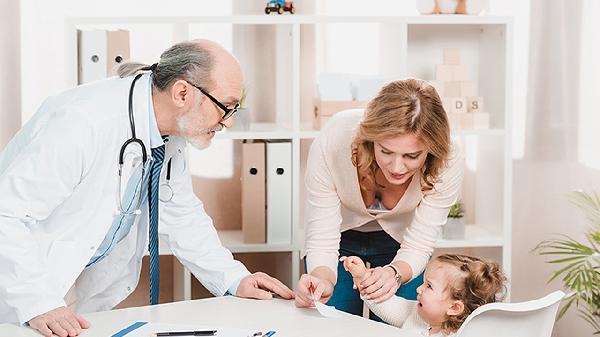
241, 141, 266, 243
266, 141, 292, 244
78, 29, 130, 84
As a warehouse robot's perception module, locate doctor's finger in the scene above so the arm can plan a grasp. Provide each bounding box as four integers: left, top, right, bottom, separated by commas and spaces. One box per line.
254, 273, 294, 299
75, 314, 91, 329
28, 319, 53, 337
64, 314, 82, 334
57, 317, 79, 336
47, 320, 69, 337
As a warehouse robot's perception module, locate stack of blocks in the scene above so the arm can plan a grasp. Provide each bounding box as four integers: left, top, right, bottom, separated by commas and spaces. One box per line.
429, 48, 490, 130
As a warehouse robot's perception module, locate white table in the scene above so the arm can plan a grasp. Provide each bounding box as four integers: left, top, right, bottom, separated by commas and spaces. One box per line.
0, 297, 421, 337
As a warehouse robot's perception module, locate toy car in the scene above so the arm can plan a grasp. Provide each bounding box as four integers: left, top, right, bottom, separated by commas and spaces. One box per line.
265, 1, 296, 15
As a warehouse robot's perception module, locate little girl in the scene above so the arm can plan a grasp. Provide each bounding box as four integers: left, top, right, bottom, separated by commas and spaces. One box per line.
341, 254, 506, 336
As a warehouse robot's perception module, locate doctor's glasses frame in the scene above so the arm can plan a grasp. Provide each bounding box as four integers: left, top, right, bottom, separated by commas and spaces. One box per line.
187, 81, 240, 121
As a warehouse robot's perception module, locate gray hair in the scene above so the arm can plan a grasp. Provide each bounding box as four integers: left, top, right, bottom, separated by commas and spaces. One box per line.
117, 41, 214, 91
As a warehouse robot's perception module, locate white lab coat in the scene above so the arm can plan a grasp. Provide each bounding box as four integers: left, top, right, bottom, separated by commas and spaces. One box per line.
0, 73, 250, 324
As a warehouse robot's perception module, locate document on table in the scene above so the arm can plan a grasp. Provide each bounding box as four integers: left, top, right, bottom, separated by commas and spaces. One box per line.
111, 322, 266, 337
314, 301, 343, 318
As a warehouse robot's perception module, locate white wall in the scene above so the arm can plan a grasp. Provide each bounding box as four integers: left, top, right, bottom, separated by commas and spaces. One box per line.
0, 0, 21, 148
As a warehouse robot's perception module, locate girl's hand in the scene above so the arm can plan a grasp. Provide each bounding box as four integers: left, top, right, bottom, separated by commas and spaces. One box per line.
340, 256, 369, 289
359, 266, 399, 303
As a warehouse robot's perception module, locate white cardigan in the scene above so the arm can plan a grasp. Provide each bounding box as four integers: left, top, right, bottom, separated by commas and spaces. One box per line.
304, 109, 463, 279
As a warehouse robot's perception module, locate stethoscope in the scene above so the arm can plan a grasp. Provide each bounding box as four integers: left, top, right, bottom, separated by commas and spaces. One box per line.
117, 71, 174, 216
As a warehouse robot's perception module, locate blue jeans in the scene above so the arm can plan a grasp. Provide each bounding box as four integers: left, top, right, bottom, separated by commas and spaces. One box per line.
327, 230, 424, 320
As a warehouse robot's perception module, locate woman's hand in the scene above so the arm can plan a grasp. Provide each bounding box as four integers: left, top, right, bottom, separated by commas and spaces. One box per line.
359, 266, 399, 303
294, 274, 334, 307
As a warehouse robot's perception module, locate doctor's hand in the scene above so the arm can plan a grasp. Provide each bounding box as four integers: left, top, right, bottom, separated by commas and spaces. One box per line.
236, 272, 295, 300
294, 274, 334, 308
28, 306, 90, 337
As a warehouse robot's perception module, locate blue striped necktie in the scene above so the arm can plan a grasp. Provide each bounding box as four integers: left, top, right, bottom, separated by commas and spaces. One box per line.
148, 144, 165, 305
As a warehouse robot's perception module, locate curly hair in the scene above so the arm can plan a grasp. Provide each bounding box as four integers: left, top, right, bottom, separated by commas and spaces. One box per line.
434, 254, 507, 334
351, 78, 450, 193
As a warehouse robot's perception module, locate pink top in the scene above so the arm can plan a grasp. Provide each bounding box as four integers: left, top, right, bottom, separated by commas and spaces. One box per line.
304, 109, 464, 279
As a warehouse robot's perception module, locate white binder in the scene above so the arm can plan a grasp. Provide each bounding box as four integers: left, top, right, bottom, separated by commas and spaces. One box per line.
266, 141, 292, 244
77, 29, 130, 84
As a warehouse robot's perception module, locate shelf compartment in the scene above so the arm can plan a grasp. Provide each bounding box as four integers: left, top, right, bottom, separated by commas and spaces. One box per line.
218, 230, 297, 253
217, 122, 294, 140
435, 224, 504, 248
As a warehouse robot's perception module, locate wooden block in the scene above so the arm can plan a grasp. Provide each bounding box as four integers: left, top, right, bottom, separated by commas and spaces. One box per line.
466, 96, 484, 113
313, 98, 367, 117
443, 48, 460, 65
460, 81, 478, 97
447, 112, 473, 129
435, 64, 467, 81
428, 80, 444, 97
444, 81, 461, 97
472, 112, 490, 129
443, 97, 467, 113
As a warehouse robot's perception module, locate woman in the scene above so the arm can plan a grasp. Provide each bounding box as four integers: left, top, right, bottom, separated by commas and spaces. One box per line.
295, 78, 463, 319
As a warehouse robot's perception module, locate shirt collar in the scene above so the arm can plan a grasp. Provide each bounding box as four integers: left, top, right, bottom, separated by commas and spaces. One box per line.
148, 74, 165, 149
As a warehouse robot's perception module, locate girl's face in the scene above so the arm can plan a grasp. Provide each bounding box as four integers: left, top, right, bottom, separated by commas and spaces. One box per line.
373, 133, 428, 186
416, 262, 463, 329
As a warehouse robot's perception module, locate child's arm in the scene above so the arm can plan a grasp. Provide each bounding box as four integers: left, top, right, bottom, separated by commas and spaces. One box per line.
341, 256, 418, 328
362, 295, 417, 328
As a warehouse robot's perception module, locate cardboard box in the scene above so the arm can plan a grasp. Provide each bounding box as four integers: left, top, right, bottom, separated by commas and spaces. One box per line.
313, 98, 368, 117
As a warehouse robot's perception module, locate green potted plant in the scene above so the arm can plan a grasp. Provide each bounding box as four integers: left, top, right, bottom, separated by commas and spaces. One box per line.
534, 190, 600, 333
230, 86, 249, 131
443, 201, 465, 239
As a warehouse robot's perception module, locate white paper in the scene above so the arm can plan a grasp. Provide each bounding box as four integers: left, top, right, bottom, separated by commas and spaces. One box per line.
314, 301, 343, 318
116, 323, 264, 337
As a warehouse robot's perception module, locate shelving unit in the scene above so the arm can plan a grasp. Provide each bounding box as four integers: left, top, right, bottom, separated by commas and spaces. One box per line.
66, 14, 512, 303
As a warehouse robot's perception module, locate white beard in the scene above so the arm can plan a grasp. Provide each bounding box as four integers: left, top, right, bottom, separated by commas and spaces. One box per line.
176, 115, 213, 150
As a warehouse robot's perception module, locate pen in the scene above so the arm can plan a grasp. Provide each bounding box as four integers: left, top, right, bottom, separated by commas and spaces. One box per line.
155, 330, 217, 336
264, 331, 276, 337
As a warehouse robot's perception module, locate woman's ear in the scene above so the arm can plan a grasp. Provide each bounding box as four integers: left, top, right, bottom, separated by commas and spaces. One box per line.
446, 300, 465, 317
170, 79, 190, 108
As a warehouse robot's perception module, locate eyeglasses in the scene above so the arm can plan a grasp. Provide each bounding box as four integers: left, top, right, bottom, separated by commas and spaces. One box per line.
189, 82, 240, 121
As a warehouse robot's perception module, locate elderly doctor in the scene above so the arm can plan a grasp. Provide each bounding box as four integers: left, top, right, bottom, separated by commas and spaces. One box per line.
0, 39, 294, 337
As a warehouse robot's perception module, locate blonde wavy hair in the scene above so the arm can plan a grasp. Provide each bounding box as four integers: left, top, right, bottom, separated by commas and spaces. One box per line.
351, 78, 450, 192
435, 254, 507, 334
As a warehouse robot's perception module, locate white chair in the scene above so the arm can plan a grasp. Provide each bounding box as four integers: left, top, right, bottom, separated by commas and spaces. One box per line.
455, 290, 566, 337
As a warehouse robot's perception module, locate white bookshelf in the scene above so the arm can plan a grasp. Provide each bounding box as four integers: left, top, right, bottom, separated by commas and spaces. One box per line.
66, 14, 512, 301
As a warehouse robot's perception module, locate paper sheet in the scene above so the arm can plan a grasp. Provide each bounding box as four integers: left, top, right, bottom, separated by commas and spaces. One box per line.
314, 301, 343, 318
